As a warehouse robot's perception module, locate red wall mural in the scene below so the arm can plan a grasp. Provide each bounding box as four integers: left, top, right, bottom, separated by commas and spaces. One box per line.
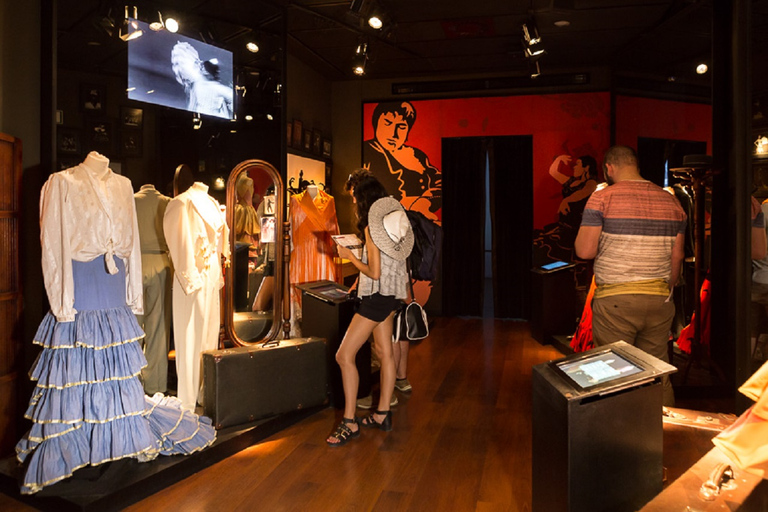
362, 93, 612, 231
616, 95, 712, 151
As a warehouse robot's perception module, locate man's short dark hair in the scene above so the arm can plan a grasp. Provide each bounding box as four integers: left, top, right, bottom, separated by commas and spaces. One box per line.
603, 145, 638, 168
371, 101, 416, 132
579, 155, 598, 179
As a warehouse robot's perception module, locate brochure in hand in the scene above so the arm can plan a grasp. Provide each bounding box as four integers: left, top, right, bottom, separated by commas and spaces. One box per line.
332, 234, 363, 259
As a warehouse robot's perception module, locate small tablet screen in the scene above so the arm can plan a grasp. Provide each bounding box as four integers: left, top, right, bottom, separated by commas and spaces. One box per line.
541, 260, 570, 271
555, 350, 644, 389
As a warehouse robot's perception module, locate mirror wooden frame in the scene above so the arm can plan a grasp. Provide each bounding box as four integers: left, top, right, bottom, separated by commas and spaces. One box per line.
224, 159, 285, 346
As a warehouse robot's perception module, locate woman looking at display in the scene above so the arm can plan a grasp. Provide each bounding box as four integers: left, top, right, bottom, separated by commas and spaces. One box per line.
326, 175, 413, 446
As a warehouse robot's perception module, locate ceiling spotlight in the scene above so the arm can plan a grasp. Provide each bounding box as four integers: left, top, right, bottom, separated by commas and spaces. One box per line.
245, 114, 254, 121
522, 19, 541, 46
353, 43, 368, 76
368, 14, 383, 30
554, 20, 570, 28
192, 113, 202, 130
119, 6, 143, 41
696, 63, 708, 75
246, 41, 259, 53
149, 11, 164, 31
165, 17, 179, 33
266, 114, 274, 121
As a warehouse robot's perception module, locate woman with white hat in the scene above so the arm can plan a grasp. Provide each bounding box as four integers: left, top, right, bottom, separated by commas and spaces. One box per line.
326, 175, 414, 446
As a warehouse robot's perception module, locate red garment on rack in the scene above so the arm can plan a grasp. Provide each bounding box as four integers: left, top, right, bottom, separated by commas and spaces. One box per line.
676, 275, 711, 354
570, 276, 596, 353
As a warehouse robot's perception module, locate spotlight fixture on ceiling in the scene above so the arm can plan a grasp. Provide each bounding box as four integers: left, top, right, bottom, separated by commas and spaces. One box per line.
353, 43, 368, 76
368, 13, 383, 30
119, 6, 143, 41
165, 16, 179, 33
522, 18, 541, 46
521, 18, 545, 62
149, 11, 164, 31
696, 63, 708, 75
246, 41, 260, 53
192, 113, 202, 130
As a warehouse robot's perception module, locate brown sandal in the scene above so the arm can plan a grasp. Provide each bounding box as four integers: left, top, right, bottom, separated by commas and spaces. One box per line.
326, 417, 360, 447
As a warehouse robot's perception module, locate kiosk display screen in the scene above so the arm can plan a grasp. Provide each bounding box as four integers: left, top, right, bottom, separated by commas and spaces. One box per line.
555, 350, 644, 389
308, 283, 348, 301
540, 260, 570, 271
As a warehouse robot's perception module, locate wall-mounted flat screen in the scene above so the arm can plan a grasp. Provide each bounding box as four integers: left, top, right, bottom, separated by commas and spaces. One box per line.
127, 19, 234, 119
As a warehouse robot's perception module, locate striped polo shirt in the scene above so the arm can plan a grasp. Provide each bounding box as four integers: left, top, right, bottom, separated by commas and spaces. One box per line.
581, 180, 687, 298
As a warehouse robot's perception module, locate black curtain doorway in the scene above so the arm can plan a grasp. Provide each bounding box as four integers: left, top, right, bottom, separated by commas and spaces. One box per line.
441, 136, 533, 318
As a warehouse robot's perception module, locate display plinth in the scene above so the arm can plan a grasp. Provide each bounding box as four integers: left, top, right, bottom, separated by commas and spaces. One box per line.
298, 280, 371, 408
532, 341, 677, 512
529, 262, 577, 344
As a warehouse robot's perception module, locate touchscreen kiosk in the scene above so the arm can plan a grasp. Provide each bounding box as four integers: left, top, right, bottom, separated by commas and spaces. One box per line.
532, 341, 677, 512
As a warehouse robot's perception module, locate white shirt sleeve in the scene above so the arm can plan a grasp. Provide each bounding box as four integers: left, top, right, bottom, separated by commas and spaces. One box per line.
40, 175, 76, 322
125, 180, 144, 315
164, 198, 204, 295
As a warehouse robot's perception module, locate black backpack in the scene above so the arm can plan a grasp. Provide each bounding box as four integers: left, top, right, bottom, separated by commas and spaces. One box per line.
405, 210, 443, 281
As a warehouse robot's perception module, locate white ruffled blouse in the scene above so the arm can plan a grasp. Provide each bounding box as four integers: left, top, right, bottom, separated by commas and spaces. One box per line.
40, 163, 143, 322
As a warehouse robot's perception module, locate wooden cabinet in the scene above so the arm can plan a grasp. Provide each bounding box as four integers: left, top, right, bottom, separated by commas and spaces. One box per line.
0, 133, 22, 458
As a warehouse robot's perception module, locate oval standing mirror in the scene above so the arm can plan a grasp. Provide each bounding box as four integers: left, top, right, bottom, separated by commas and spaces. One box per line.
225, 159, 284, 345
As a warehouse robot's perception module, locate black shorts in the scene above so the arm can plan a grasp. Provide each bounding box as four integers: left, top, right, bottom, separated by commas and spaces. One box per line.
357, 293, 400, 322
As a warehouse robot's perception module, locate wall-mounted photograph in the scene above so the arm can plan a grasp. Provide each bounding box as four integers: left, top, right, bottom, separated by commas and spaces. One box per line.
322, 139, 332, 158
121, 129, 143, 158
85, 118, 114, 156
121, 107, 144, 128
57, 127, 81, 155
81, 84, 105, 113
313, 130, 322, 155
292, 119, 303, 149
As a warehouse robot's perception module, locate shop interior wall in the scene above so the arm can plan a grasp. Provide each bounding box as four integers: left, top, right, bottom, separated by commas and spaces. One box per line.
0, 0, 43, 458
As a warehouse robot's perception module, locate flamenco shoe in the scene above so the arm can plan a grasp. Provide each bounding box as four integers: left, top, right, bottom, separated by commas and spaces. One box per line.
361, 410, 392, 432
326, 417, 360, 447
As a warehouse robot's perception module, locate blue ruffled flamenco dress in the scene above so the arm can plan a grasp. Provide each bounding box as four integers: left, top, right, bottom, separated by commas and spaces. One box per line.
15, 257, 216, 495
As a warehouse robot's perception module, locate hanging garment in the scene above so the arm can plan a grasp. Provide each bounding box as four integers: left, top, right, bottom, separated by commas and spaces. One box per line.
134, 184, 172, 395
289, 189, 342, 334
570, 276, 597, 353
676, 275, 711, 354
16, 158, 215, 495
164, 182, 230, 411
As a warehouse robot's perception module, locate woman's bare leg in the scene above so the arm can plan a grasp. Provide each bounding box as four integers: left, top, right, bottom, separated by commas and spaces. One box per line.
327, 313, 377, 444
371, 311, 396, 423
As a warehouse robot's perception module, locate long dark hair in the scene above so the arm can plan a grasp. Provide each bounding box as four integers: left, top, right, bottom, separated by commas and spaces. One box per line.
353, 175, 388, 238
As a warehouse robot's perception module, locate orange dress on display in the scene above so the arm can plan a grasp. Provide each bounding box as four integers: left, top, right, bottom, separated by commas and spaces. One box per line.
289, 189, 342, 334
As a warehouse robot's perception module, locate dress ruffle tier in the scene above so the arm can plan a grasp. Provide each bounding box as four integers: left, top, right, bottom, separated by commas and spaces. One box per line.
16, 305, 216, 495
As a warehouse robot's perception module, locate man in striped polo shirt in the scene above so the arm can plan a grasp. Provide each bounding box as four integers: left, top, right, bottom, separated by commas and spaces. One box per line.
575, 145, 686, 406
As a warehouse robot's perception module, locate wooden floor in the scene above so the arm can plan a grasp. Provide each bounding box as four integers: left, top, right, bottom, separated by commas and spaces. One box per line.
0, 317, 732, 511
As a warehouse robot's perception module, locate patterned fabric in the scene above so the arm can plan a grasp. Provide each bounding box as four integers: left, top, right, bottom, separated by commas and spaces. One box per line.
581, 180, 686, 297
40, 153, 143, 322
358, 244, 409, 300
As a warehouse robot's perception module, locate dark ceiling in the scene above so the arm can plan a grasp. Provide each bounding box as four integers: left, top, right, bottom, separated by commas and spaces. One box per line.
57, 1, 768, 97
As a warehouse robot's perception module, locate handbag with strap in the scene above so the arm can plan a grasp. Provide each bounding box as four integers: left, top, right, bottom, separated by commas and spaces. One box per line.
393, 261, 429, 343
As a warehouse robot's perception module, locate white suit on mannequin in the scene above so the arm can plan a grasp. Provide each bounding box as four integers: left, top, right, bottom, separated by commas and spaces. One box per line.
164, 182, 230, 411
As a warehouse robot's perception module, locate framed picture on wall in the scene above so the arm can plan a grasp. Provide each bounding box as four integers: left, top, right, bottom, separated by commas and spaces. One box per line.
292, 119, 303, 149
322, 139, 332, 158
313, 130, 322, 155
287, 122, 293, 147
57, 127, 81, 155
121, 128, 142, 158
81, 84, 105, 113
303, 129, 312, 152
85, 118, 114, 156
120, 107, 143, 128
